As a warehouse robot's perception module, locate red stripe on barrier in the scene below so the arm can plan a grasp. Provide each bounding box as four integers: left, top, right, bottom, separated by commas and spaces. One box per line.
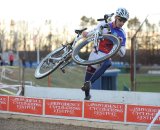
0, 95, 8, 111
84, 101, 125, 121
9, 96, 43, 115
45, 99, 83, 117
127, 105, 160, 124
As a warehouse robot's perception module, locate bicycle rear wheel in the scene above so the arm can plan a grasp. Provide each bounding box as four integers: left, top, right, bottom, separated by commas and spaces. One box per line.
35, 46, 66, 79
72, 34, 120, 65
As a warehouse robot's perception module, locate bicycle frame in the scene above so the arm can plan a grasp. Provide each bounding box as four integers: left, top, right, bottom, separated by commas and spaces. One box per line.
35, 13, 117, 78
57, 31, 85, 72
57, 13, 115, 72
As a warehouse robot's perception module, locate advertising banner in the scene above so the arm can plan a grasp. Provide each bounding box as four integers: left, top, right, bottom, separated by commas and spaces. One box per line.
0, 95, 8, 111
84, 101, 125, 121
127, 105, 160, 124
45, 99, 82, 117
9, 96, 43, 115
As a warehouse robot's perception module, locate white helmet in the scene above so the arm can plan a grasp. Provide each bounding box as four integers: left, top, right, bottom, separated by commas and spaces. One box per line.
116, 8, 129, 20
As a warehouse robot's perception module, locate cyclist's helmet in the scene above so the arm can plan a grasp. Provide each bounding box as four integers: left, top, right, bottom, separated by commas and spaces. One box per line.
116, 8, 129, 20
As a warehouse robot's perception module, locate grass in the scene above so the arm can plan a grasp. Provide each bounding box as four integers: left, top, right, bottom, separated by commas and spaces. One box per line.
0, 65, 85, 89
0, 65, 160, 95
117, 73, 160, 92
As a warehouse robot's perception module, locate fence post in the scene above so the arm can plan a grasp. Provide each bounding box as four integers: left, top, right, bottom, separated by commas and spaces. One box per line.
130, 36, 136, 91
130, 15, 148, 91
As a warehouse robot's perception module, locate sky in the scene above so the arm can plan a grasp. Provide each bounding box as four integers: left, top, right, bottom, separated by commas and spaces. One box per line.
0, 0, 160, 30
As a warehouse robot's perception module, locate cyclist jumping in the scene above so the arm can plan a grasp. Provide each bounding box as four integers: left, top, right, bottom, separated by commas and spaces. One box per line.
81, 7, 129, 100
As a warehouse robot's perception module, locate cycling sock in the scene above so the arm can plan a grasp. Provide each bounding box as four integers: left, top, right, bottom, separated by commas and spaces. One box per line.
84, 66, 96, 97
85, 72, 93, 81
85, 90, 90, 97
83, 61, 111, 97
84, 71, 92, 97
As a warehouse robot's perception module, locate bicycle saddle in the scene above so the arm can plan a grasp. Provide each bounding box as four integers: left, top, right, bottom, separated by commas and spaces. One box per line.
75, 28, 87, 34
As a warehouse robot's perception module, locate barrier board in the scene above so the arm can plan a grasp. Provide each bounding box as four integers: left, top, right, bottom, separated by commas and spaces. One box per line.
0, 95, 8, 111
9, 96, 43, 115
0, 95, 160, 128
84, 101, 125, 122
45, 99, 82, 117
127, 105, 160, 124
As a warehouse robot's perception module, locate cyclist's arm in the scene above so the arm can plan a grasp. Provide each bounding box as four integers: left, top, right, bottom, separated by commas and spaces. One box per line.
118, 46, 126, 57
118, 31, 126, 57
82, 21, 106, 37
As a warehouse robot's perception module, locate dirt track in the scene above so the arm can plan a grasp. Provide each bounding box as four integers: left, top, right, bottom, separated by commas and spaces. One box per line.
0, 118, 109, 130
0, 113, 113, 130
0, 113, 159, 130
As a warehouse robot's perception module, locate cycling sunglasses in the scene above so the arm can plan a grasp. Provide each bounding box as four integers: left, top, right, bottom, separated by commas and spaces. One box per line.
117, 17, 127, 23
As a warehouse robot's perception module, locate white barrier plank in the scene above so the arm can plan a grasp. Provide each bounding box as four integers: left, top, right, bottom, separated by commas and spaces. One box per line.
25, 85, 160, 106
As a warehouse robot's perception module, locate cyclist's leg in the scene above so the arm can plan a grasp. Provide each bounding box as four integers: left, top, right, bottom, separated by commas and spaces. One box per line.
82, 52, 112, 100
89, 59, 112, 84
83, 66, 96, 99
83, 59, 112, 99
84, 66, 96, 81
83, 51, 104, 82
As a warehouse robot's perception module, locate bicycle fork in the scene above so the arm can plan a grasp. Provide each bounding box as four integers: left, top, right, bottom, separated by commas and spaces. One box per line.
93, 30, 101, 53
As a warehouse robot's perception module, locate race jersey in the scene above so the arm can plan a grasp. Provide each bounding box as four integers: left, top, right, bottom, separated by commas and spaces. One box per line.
96, 21, 126, 54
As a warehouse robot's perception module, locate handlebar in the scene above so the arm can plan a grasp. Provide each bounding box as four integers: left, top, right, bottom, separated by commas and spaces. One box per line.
72, 13, 114, 49
97, 13, 114, 23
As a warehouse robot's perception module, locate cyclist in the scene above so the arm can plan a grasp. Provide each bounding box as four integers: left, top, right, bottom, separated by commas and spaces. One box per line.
81, 7, 129, 100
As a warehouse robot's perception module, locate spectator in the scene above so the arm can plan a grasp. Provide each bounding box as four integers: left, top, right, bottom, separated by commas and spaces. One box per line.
29, 59, 32, 68
0, 54, 3, 66
9, 51, 14, 66
22, 56, 26, 68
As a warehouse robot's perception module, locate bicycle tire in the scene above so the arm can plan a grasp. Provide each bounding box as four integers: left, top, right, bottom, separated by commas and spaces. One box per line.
35, 46, 66, 79
72, 34, 121, 65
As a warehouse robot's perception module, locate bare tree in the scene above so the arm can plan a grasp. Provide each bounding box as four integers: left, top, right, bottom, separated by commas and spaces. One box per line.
80, 16, 97, 52
80, 16, 97, 28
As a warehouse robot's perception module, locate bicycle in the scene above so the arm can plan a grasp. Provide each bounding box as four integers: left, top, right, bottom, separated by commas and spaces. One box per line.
35, 13, 121, 79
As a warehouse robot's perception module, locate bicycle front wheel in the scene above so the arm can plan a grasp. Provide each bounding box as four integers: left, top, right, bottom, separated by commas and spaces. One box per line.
72, 34, 120, 65
35, 46, 66, 79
